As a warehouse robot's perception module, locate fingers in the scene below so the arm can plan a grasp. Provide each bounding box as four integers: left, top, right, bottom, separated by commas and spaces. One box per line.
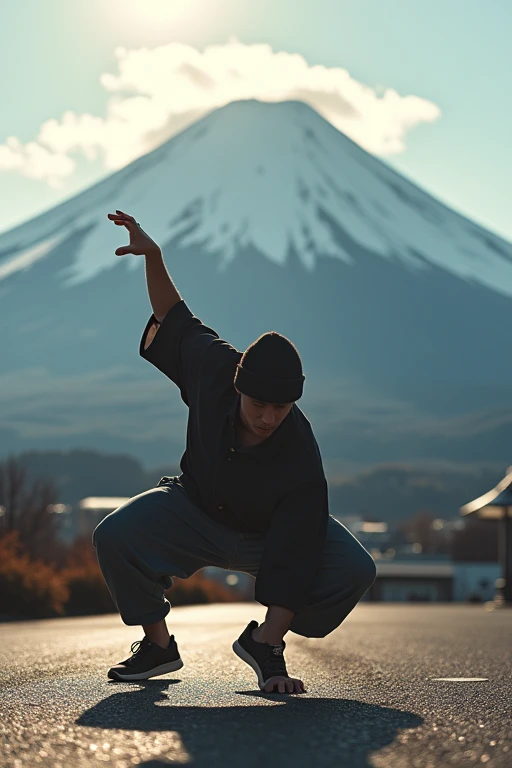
107, 212, 137, 229
115, 209, 137, 223
263, 676, 306, 694
107, 211, 139, 226
107, 211, 140, 256
115, 245, 134, 257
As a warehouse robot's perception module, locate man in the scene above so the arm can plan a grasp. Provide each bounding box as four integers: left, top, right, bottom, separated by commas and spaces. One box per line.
93, 209, 376, 695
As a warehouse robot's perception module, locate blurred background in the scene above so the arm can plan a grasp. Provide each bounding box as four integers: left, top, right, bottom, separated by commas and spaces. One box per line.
1, 0, 511, 619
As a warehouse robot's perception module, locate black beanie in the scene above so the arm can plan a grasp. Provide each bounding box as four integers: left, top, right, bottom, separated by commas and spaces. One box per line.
234, 331, 305, 403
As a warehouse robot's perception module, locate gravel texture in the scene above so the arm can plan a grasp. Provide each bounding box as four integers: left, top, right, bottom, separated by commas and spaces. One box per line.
1, 602, 510, 767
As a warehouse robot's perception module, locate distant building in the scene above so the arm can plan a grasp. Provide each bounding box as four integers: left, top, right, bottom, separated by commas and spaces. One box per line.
452, 563, 501, 602
335, 514, 407, 557
366, 559, 500, 602
460, 466, 512, 605
76, 497, 130, 538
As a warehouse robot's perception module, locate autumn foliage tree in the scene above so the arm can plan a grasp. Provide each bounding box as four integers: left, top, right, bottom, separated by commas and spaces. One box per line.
0, 454, 61, 562
0, 530, 69, 618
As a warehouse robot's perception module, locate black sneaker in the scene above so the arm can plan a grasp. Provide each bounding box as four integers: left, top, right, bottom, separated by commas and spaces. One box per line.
108, 634, 183, 681
232, 620, 289, 690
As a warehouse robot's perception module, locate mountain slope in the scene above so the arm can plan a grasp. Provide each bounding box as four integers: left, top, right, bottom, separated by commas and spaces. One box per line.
1, 99, 511, 473
2, 99, 512, 293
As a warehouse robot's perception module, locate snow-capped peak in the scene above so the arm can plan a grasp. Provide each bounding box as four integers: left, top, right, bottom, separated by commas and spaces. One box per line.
1, 98, 512, 297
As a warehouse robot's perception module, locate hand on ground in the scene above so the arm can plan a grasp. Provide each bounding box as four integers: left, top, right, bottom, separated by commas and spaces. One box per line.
263, 675, 307, 694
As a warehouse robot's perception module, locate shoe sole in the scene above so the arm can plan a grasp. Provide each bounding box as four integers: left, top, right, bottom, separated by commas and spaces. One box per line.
107, 657, 184, 681
232, 640, 265, 690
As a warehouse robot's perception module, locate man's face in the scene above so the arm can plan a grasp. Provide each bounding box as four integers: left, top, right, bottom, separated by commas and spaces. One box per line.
235, 387, 293, 439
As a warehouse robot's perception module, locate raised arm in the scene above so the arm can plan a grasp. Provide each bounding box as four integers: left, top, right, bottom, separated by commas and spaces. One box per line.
107, 209, 181, 322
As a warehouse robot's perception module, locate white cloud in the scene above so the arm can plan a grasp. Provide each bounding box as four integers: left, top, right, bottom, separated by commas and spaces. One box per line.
0, 39, 440, 185
0, 135, 75, 187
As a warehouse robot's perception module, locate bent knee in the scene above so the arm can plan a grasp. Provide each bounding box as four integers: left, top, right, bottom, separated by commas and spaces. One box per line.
352, 550, 377, 590
92, 495, 151, 549
92, 508, 127, 549
92, 514, 115, 549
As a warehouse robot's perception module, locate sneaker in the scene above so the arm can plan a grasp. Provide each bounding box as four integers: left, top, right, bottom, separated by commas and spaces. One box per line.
108, 634, 183, 681
232, 620, 289, 690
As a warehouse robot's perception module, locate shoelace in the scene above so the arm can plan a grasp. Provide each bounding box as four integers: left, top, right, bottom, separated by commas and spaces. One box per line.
125, 638, 154, 664
130, 639, 148, 654
263, 645, 288, 677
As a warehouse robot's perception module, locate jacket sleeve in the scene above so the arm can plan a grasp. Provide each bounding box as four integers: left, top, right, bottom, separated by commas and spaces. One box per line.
254, 476, 329, 614
139, 300, 220, 406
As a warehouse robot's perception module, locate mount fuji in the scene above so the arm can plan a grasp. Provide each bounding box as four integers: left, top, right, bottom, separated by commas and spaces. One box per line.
1, 99, 511, 473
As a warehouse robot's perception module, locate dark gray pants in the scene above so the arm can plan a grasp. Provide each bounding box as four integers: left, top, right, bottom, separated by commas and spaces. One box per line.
92, 476, 376, 638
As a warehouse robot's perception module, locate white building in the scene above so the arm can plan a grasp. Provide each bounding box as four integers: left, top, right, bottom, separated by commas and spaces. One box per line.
76, 496, 130, 538
367, 559, 500, 602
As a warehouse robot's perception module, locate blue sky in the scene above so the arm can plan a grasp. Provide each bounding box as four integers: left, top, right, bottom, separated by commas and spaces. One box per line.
1, 0, 511, 242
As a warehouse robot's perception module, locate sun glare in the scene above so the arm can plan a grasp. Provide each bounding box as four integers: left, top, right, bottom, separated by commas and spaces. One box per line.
101, 0, 212, 34
114, 0, 206, 30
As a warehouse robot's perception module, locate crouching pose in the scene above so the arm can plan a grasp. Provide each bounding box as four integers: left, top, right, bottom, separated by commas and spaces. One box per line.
93, 210, 376, 694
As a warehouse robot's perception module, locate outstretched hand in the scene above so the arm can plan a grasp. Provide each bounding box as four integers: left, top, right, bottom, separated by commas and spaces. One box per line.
107, 210, 160, 257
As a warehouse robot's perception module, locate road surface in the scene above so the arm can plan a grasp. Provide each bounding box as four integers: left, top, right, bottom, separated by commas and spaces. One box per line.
1, 602, 510, 767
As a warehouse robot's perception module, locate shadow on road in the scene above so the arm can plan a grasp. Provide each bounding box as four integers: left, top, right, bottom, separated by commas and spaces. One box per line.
76, 680, 423, 767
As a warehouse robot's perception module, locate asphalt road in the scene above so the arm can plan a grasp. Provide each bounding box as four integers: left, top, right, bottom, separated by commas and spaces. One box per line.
1, 603, 510, 768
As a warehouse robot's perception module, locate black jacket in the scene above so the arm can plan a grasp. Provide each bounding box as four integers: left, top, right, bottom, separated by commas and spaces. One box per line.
139, 299, 329, 613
